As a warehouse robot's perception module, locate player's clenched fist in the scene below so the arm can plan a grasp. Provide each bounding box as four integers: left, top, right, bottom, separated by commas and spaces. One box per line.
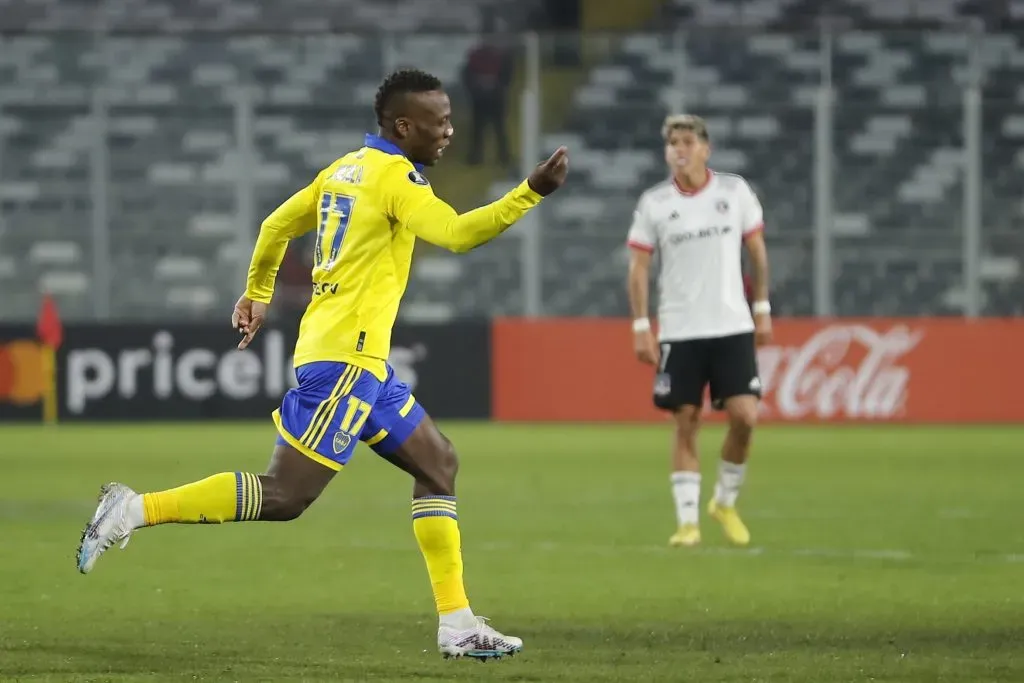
232, 294, 268, 350
633, 328, 660, 366
527, 146, 570, 196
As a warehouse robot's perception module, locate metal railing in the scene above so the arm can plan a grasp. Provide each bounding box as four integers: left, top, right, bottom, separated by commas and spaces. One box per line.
0, 27, 1019, 321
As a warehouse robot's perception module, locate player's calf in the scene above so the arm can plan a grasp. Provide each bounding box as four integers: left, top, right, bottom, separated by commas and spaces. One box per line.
135, 444, 333, 526
415, 433, 458, 497
668, 406, 702, 544
76, 445, 335, 574
709, 395, 757, 546
256, 482, 317, 521
722, 395, 757, 464
385, 418, 503, 646
383, 417, 459, 497
259, 444, 335, 520
671, 405, 701, 472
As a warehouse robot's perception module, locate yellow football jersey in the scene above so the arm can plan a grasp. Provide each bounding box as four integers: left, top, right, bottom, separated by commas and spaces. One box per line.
245, 134, 543, 380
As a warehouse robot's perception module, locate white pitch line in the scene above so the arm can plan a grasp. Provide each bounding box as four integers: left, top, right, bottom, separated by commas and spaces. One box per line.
342, 538, 1023, 565
748, 508, 988, 521
791, 548, 913, 561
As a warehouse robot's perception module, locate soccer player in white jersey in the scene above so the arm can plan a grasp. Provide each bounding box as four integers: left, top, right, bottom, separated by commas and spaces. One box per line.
626, 114, 772, 548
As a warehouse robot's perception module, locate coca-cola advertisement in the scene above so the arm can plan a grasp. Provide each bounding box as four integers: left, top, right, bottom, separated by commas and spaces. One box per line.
491, 318, 1024, 424
756, 323, 922, 421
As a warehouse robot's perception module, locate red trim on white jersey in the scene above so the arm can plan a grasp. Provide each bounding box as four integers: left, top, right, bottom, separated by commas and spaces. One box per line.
672, 170, 714, 197
743, 222, 764, 239
627, 240, 654, 253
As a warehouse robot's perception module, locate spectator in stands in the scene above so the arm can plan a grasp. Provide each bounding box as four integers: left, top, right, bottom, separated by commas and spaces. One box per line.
461, 12, 514, 167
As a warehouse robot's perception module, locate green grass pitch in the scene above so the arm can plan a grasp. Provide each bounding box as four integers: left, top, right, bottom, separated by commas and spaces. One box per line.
2, 421, 1022, 682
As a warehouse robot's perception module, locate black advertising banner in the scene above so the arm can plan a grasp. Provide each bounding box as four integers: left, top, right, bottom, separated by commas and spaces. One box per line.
0, 323, 491, 421
389, 323, 491, 420
58, 324, 288, 421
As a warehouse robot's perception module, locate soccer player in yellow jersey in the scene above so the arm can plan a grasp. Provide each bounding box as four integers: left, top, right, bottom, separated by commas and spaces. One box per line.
76, 69, 569, 661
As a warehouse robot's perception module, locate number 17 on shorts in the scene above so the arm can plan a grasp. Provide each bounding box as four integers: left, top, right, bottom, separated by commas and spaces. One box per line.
272, 361, 378, 470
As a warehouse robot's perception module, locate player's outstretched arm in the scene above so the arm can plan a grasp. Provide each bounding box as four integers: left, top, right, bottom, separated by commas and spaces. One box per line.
234, 178, 320, 349
394, 147, 569, 253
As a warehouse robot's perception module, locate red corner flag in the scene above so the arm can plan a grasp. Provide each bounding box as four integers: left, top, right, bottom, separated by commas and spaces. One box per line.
36, 295, 62, 424
37, 294, 64, 349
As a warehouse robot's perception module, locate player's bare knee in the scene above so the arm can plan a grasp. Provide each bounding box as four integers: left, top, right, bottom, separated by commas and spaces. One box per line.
726, 403, 757, 441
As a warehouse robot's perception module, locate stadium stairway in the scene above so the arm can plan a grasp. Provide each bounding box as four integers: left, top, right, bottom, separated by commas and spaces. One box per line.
581, 0, 663, 30
429, 142, 493, 212
415, 1, 662, 265
432, 61, 585, 212
432, 0, 662, 210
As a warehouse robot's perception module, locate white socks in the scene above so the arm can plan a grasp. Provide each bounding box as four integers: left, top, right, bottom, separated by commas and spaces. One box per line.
127, 494, 146, 530
713, 461, 747, 508
439, 607, 477, 630
670, 471, 701, 526
673, 462, 748, 526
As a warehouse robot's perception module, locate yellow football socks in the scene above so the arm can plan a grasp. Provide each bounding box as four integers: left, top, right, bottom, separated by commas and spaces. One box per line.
142, 472, 263, 525
412, 496, 470, 614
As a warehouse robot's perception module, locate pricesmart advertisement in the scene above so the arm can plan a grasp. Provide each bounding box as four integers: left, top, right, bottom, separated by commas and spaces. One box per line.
0, 323, 491, 421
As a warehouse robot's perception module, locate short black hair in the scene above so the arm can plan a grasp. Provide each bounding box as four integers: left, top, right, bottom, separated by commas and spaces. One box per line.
374, 69, 443, 126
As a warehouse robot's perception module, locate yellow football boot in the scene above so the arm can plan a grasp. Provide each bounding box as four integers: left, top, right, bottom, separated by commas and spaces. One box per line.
708, 500, 751, 546
668, 523, 701, 547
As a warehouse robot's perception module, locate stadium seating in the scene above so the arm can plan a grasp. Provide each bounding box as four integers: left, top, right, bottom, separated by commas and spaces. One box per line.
0, 0, 1021, 321
0, 2, 512, 321
0, 0, 516, 31
520, 0, 1024, 317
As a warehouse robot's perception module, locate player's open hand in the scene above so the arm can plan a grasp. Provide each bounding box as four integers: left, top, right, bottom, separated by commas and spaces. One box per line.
527, 146, 570, 197
634, 329, 660, 366
232, 294, 268, 350
754, 313, 773, 347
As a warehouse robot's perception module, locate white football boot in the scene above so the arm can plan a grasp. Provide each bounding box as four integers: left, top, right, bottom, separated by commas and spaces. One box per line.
438, 616, 523, 661
76, 482, 138, 574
